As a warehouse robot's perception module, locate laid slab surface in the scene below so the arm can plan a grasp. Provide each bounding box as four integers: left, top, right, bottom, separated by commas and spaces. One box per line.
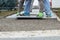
6, 9, 57, 19
0, 30, 60, 38
0, 37, 60, 40
0, 19, 60, 31
0, 30, 60, 40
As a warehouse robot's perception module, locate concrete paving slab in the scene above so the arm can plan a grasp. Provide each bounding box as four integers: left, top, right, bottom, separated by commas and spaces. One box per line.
0, 30, 60, 40
0, 19, 60, 31
6, 9, 57, 19
0, 37, 60, 40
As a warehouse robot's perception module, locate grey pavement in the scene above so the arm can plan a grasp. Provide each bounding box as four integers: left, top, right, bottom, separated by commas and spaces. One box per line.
0, 19, 60, 31
6, 9, 57, 19
0, 9, 59, 31
0, 36, 60, 40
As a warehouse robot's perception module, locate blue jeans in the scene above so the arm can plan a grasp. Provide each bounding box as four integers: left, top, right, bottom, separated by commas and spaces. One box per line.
24, 0, 31, 16
24, 0, 51, 16
44, 0, 51, 14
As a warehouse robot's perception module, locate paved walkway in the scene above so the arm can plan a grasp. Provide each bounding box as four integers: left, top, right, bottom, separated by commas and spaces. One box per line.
0, 37, 60, 40
0, 19, 60, 31
6, 9, 57, 19
0, 9, 60, 31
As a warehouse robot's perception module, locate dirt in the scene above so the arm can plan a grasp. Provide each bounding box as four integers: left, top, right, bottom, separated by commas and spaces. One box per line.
52, 8, 60, 18
0, 10, 17, 18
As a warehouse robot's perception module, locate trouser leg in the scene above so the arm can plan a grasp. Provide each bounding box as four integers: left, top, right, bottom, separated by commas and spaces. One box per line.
24, 0, 31, 16
30, 0, 34, 12
44, 0, 51, 14
19, 0, 24, 12
38, 0, 44, 12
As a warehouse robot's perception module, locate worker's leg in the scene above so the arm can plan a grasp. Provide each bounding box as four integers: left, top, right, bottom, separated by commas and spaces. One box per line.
38, 0, 44, 12
44, 0, 52, 17
17, 0, 24, 15
37, 0, 44, 17
19, 0, 24, 12
30, 0, 34, 12
24, 0, 31, 16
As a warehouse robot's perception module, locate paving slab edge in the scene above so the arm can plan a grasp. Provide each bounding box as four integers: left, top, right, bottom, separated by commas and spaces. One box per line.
0, 30, 60, 38
57, 16, 60, 21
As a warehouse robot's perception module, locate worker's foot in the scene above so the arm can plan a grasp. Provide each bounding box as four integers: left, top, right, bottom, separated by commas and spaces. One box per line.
37, 12, 44, 18
16, 12, 20, 16
19, 13, 30, 16
16, 7, 24, 16
46, 11, 53, 17
16, 12, 24, 16
19, 14, 25, 16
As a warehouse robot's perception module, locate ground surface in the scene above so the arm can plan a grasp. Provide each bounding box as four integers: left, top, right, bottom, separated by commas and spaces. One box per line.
0, 19, 60, 31
0, 9, 60, 31
0, 37, 60, 40
52, 8, 60, 18
0, 10, 17, 18
0, 8, 60, 18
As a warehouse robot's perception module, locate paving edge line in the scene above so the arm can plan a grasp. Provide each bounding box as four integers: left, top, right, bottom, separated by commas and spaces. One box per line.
0, 30, 60, 38
57, 16, 60, 21
53, 13, 60, 21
